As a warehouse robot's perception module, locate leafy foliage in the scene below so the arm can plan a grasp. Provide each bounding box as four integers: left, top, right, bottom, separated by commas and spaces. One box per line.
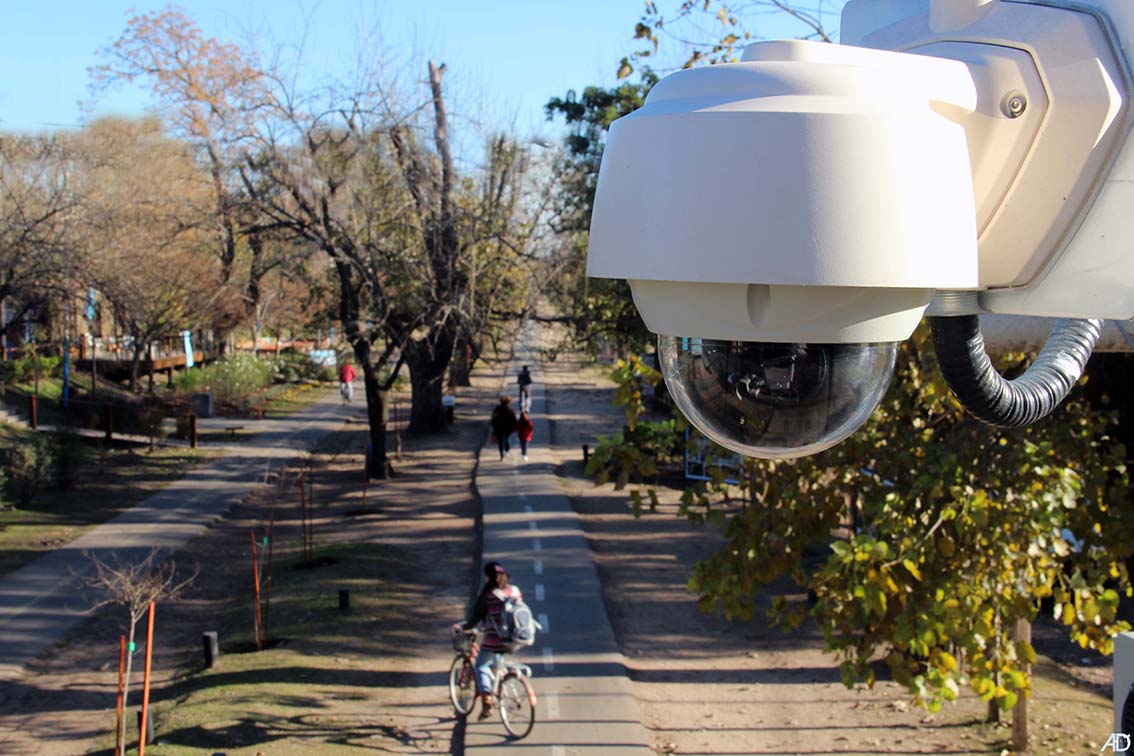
174, 354, 276, 406
3, 433, 56, 506
594, 326, 1133, 712
544, 78, 658, 357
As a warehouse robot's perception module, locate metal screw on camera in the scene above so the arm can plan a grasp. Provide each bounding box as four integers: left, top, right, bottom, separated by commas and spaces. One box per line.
1004, 93, 1027, 119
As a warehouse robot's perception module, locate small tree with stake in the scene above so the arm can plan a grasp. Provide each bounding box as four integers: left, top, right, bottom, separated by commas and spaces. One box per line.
83, 549, 196, 756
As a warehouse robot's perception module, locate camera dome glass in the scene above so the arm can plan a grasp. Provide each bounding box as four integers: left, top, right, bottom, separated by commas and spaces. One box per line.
658, 336, 897, 459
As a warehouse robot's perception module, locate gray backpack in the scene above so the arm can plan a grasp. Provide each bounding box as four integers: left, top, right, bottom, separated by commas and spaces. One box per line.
501, 595, 541, 650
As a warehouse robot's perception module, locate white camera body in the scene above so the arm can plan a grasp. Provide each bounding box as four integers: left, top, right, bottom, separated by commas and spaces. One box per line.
587, 0, 1133, 458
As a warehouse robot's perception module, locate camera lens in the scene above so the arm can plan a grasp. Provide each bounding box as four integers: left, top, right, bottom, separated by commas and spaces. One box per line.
658, 336, 897, 459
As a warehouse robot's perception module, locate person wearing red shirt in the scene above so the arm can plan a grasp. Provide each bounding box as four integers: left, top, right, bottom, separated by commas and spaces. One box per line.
516, 412, 534, 462
338, 361, 356, 403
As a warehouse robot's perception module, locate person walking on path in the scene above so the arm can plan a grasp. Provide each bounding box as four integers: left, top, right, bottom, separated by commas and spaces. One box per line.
517, 365, 533, 408
490, 396, 517, 460
338, 361, 356, 403
516, 411, 534, 462
455, 561, 524, 719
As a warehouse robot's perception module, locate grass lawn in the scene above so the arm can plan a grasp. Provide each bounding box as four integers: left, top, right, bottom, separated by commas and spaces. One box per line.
102, 542, 404, 755
0, 422, 219, 577
259, 381, 335, 418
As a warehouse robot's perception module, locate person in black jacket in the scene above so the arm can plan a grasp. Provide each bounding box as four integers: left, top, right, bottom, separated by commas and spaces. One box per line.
490, 396, 518, 460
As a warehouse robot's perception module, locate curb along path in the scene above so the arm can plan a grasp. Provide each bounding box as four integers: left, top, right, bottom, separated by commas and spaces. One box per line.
0, 387, 360, 682
464, 325, 652, 754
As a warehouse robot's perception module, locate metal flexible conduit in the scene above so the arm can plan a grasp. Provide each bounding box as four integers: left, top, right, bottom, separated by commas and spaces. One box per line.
929, 315, 1102, 428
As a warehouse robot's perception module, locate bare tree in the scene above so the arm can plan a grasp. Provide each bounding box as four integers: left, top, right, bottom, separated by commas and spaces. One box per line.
68, 117, 230, 391
82, 548, 196, 756
0, 134, 83, 348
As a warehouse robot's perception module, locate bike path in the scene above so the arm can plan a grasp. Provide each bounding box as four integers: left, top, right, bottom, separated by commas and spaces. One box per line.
0, 386, 360, 682
464, 331, 653, 754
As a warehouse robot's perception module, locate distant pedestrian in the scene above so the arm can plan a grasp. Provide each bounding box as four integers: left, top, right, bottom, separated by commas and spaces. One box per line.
338, 361, 356, 403
517, 366, 533, 404
490, 396, 518, 460
516, 411, 534, 462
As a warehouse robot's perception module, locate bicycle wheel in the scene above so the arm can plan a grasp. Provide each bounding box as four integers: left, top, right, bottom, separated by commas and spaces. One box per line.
448, 655, 477, 716
498, 672, 536, 739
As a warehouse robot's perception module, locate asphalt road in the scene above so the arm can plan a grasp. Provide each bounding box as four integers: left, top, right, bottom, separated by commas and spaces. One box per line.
463, 331, 653, 754
0, 387, 360, 681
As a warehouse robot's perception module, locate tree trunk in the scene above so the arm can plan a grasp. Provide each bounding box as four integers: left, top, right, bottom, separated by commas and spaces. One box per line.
128, 342, 145, 394
118, 620, 137, 756
449, 334, 473, 388
405, 336, 451, 434
146, 343, 155, 394
360, 360, 389, 479
1012, 618, 1031, 751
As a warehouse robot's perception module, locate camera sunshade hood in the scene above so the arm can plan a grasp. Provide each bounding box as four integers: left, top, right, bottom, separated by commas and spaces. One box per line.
587, 40, 980, 291
587, 40, 980, 344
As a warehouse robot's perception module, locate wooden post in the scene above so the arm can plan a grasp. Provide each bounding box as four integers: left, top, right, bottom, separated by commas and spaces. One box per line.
138, 601, 155, 756
189, 414, 198, 449
104, 403, 113, 442
28, 395, 37, 430
115, 635, 126, 756
1012, 618, 1031, 751
202, 631, 219, 669
250, 530, 263, 651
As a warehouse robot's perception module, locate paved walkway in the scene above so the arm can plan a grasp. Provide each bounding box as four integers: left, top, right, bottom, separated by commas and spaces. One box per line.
0, 386, 362, 681
464, 327, 653, 754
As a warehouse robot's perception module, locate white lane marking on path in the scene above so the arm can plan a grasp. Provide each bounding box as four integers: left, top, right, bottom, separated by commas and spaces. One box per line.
542, 646, 555, 671
533, 539, 541, 551
534, 559, 543, 575
535, 584, 545, 601
519, 493, 527, 500
528, 521, 538, 531
551, 747, 566, 756
538, 612, 549, 632
546, 692, 561, 720
524, 504, 533, 513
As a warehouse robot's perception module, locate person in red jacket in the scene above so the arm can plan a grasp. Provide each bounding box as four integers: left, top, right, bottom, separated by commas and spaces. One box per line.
338, 361, 356, 403
516, 411, 534, 462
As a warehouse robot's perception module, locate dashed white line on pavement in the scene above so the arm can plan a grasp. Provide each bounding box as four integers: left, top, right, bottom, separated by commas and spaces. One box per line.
538, 612, 549, 632
532, 539, 541, 551
528, 521, 538, 531
546, 692, 561, 719
524, 504, 533, 513
534, 559, 543, 575
535, 584, 545, 601
542, 646, 555, 671
551, 746, 566, 756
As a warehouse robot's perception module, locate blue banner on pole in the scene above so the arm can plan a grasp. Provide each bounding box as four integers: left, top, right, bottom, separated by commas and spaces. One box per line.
86, 288, 96, 322
183, 331, 195, 368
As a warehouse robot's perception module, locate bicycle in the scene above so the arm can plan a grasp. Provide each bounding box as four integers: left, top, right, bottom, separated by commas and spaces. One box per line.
449, 627, 537, 739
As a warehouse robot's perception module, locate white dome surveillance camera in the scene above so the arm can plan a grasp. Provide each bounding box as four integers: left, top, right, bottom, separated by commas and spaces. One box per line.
588, 0, 1134, 459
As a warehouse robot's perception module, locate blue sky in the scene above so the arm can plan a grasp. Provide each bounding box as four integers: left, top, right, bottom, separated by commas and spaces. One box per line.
0, 1, 844, 138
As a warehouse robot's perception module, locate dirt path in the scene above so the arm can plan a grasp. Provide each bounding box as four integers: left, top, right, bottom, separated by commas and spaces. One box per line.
0, 352, 510, 755
538, 327, 1114, 756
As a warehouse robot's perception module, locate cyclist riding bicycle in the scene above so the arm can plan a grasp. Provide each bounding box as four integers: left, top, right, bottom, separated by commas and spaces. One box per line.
453, 561, 523, 720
